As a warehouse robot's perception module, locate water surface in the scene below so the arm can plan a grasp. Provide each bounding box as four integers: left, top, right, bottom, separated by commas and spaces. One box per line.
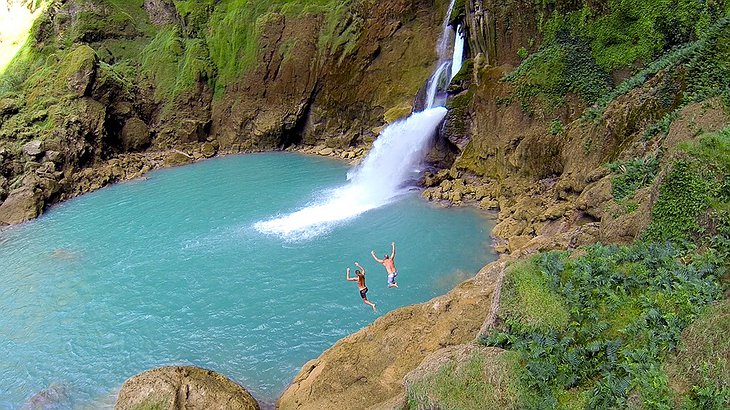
0, 153, 494, 408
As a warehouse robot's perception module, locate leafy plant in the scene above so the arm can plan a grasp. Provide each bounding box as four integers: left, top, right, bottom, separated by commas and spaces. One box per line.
607, 156, 659, 200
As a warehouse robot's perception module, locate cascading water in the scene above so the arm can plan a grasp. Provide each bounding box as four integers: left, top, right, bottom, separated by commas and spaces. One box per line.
254, 1, 463, 240
425, 0, 464, 108
450, 24, 465, 80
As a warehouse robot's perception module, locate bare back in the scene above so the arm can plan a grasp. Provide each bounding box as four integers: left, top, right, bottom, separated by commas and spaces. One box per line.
381, 258, 396, 273
357, 275, 366, 289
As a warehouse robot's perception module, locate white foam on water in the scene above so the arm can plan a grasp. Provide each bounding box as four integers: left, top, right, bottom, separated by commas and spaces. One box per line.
254, 107, 448, 241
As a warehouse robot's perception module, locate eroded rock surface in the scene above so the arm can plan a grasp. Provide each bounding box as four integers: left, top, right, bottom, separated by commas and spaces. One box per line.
114, 366, 260, 410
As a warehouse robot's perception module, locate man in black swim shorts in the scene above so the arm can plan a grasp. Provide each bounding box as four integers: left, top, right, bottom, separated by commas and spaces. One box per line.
346, 262, 376, 311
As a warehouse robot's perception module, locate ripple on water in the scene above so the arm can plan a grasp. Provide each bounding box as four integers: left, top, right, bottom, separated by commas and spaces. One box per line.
0, 153, 494, 407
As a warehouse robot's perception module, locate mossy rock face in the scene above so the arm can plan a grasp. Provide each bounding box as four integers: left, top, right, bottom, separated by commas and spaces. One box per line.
114, 366, 260, 410
405, 345, 521, 410
383, 103, 413, 124
24, 44, 99, 104
62, 45, 99, 97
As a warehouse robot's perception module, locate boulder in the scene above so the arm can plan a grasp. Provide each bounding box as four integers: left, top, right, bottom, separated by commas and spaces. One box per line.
20, 382, 70, 410
201, 142, 216, 158
120, 118, 151, 152
114, 366, 259, 410
63, 45, 98, 97
0, 186, 44, 225
163, 151, 193, 167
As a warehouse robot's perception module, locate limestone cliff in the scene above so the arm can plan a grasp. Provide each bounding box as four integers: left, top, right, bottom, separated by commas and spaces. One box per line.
0, 0, 447, 224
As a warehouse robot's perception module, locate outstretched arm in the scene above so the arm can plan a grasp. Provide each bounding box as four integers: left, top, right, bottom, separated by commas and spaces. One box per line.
371, 250, 383, 263
354, 262, 365, 274
346, 267, 357, 281
390, 241, 396, 259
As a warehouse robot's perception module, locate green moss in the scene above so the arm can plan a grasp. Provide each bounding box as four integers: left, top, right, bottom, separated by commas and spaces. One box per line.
501, 258, 570, 333
407, 351, 522, 410
666, 299, 730, 408
206, 0, 352, 95
504, 37, 610, 114
140, 27, 214, 103
174, 0, 216, 36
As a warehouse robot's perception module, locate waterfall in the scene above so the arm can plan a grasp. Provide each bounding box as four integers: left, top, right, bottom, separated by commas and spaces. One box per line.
253, 108, 447, 240
436, 0, 457, 61
425, 61, 450, 109
425, 0, 462, 108
254, 1, 461, 240
450, 24, 464, 80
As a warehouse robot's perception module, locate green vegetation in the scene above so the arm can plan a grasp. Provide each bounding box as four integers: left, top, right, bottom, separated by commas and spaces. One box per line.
540, 0, 730, 72
205, 0, 353, 94
406, 351, 522, 410
585, 16, 730, 120
503, 37, 611, 113
608, 156, 659, 200
140, 27, 214, 103
645, 127, 730, 247
500, 258, 570, 333
0, 0, 357, 101
665, 299, 730, 408
473, 125, 730, 409
482, 243, 725, 409
508, 2, 730, 118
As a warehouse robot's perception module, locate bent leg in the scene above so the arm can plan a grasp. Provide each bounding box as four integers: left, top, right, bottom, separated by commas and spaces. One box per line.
363, 298, 376, 311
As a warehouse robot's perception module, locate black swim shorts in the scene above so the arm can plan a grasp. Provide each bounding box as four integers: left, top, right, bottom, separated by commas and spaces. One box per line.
359, 287, 368, 299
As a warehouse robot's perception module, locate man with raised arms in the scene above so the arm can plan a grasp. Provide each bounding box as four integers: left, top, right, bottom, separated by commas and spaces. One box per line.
346, 262, 376, 311
371, 241, 398, 288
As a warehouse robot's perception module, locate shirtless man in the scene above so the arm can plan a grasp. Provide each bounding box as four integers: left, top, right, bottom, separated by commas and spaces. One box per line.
346, 262, 376, 311
371, 241, 398, 288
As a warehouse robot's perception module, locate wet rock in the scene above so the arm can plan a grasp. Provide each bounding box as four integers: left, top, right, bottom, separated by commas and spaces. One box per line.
508, 235, 533, 253
114, 366, 259, 410
21, 382, 70, 410
318, 147, 333, 156
479, 197, 499, 210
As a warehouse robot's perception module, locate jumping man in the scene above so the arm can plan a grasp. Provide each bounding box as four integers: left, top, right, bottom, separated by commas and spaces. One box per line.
371, 241, 398, 288
346, 262, 376, 311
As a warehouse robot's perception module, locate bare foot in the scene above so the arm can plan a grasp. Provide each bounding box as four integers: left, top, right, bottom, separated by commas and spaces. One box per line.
372, 304, 377, 312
